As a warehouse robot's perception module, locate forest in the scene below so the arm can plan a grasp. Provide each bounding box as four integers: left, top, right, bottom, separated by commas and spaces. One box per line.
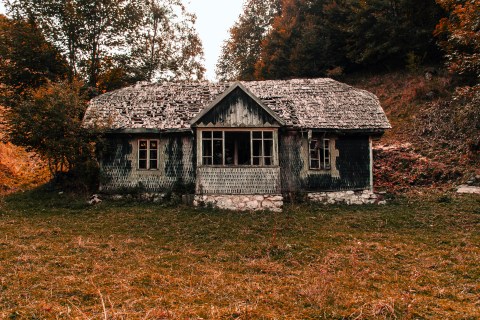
0, 0, 479, 192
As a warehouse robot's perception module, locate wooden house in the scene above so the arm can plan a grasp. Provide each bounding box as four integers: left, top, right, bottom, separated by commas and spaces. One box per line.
83, 79, 391, 211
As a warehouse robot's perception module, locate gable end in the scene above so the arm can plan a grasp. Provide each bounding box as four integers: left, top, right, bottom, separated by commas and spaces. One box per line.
191, 82, 285, 128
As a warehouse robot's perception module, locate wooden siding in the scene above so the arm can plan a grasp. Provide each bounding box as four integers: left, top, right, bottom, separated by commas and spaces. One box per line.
100, 133, 195, 192
196, 167, 281, 194
279, 132, 371, 192
195, 87, 280, 128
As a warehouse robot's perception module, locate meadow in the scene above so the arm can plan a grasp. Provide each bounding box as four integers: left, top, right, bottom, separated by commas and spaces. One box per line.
0, 192, 479, 319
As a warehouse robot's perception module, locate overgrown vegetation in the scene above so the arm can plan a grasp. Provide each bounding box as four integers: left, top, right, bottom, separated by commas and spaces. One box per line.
0, 0, 206, 193
0, 192, 479, 318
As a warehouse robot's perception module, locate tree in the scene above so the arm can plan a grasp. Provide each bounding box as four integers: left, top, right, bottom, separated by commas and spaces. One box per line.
334, 0, 443, 68
435, 0, 480, 83
216, 0, 280, 81
0, 15, 68, 97
254, 0, 302, 80
4, 80, 97, 179
251, 0, 444, 80
129, 0, 205, 82
6, 0, 205, 89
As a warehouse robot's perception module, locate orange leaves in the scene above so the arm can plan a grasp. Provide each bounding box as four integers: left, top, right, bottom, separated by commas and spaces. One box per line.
434, 0, 480, 79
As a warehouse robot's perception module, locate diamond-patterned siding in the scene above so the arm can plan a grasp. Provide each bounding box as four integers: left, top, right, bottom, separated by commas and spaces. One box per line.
100, 135, 195, 192
196, 167, 281, 195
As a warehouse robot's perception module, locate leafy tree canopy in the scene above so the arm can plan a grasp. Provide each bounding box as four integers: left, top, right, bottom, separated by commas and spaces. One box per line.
0, 15, 68, 98
216, 0, 280, 81
435, 0, 480, 84
219, 0, 445, 80
5, 0, 205, 90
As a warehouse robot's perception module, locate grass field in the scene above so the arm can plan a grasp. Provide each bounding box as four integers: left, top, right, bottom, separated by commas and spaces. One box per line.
0, 192, 479, 319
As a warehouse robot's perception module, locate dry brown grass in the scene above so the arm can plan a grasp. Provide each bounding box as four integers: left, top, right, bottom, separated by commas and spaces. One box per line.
346, 70, 451, 144
0, 192, 479, 319
0, 107, 50, 194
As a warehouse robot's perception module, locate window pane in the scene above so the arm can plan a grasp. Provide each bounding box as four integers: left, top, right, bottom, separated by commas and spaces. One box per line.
202, 131, 212, 139
213, 140, 223, 165
324, 147, 330, 169
323, 139, 329, 150
224, 133, 235, 165
139, 140, 147, 149
237, 133, 251, 165
311, 160, 319, 169
252, 140, 262, 157
264, 140, 273, 157
139, 159, 147, 169
310, 150, 319, 160
264, 157, 272, 166
213, 131, 222, 139
150, 160, 158, 169
139, 150, 147, 159
252, 157, 261, 165
150, 141, 157, 149
149, 149, 157, 160
203, 157, 212, 165
310, 139, 318, 150
252, 131, 262, 139
264, 131, 273, 139
203, 140, 212, 157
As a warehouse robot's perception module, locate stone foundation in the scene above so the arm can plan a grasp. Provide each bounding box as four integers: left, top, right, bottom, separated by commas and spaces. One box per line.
103, 192, 166, 202
307, 190, 386, 205
194, 194, 283, 212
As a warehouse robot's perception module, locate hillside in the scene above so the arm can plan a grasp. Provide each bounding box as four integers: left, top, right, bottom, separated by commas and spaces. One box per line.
0, 71, 478, 195
0, 108, 50, 194
346, 70, 479, 192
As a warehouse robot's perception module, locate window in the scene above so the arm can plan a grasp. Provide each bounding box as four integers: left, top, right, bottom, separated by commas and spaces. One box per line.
202, 131, 223, 165
309, 138, 331, 170
201, 130, 275, 166
252, 131, 273, 166
138, 140, 159, 170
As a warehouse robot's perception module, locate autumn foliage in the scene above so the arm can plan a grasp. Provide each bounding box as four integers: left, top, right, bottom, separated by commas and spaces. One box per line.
435, 0, 480, 82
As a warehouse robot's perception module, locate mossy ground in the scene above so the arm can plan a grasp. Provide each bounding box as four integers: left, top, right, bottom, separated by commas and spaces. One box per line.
0, 191, 479, 319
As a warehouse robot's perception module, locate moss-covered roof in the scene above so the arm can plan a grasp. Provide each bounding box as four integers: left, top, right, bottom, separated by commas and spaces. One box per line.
83, 78, 391, 131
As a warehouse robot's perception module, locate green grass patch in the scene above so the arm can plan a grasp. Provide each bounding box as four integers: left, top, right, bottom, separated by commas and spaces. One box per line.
0, 192, 479, 319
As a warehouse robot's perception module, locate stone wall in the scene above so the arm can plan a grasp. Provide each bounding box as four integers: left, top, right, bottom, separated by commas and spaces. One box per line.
194, 194, 283, 212
307, 190, 386, 205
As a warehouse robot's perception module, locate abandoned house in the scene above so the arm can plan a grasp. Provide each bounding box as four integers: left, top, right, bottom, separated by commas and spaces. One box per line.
83, 79, 391, 211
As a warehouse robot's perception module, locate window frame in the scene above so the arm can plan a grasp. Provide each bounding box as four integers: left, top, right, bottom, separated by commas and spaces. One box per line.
138, 139, 159, 170
199, 129, 277, 167
309, 137, 331, 171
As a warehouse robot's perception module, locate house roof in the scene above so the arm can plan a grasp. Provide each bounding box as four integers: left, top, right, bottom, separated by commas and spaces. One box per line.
82, 78, 391, 132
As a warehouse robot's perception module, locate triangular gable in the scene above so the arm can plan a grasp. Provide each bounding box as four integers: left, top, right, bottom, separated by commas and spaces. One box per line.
191, 82, 285, 127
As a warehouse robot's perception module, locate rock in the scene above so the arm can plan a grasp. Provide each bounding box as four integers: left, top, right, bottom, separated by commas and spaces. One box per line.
261, 200, 275, 209
457, 185, 480, 194
88, 194, 102, 205
467, 180, 474, 185
254, 195, 264, 201
270, 195, 283, 201
246, 200, 259, 210
378, 201, 387, 205
346, 191, 355, 195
